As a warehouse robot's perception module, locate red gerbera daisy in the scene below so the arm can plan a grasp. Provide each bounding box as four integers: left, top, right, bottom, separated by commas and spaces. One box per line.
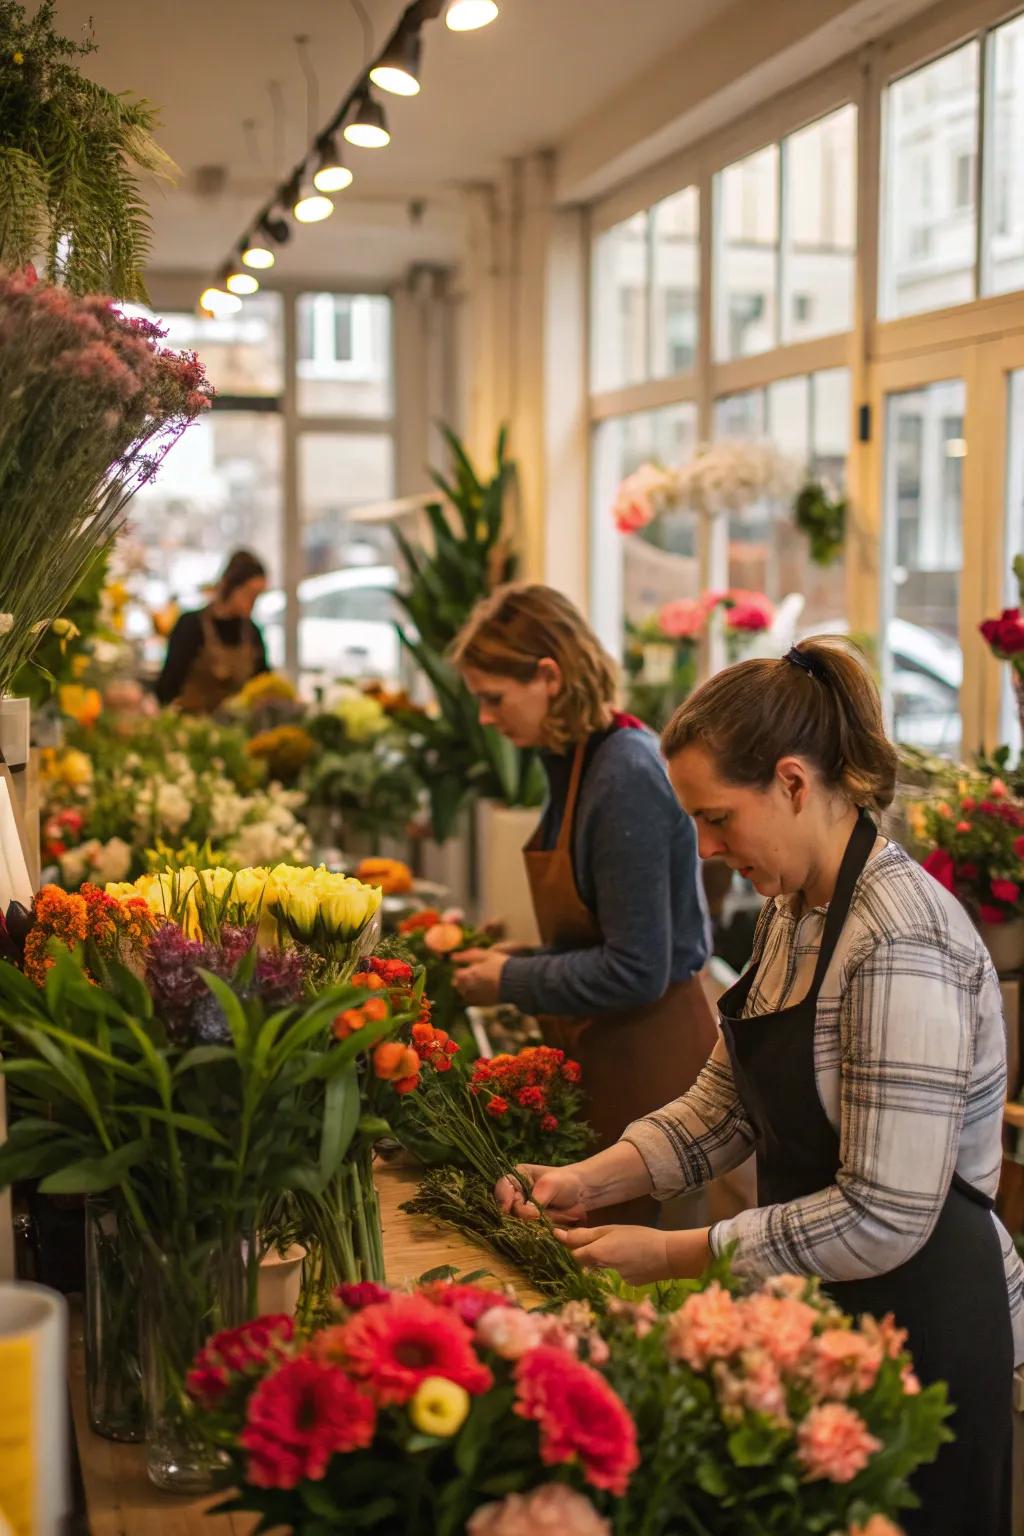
241, 1356, 376, 1489
332, 1295, 493, 1404
514, 1345, 639, 1495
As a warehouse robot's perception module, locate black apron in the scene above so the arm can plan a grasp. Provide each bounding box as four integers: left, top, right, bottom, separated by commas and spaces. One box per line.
718, 811, 1013, 1536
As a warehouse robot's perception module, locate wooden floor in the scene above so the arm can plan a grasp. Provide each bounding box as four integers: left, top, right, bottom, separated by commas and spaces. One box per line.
71, 1156, 539, 1534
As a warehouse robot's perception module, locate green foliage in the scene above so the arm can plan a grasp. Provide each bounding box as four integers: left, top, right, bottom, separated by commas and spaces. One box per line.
0, 0, 177, 299
10, 547, 109, 705
794, 479, 847, 567
392, 425, 544, 840
302, 712, 422, 848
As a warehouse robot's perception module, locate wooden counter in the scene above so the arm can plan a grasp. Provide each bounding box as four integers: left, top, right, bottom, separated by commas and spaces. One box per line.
71, 1157, 539, 1534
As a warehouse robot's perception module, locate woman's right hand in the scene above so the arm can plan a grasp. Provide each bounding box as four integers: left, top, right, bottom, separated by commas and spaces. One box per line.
494, 1163, 590, 1225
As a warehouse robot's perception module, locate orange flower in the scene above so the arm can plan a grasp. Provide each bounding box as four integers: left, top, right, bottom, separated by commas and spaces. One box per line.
333, 1008, 367, 1040
351, 971, 387, 991
362, 997, 389, 1023
356, 857, 413, 896
424, 922, 463, 955
399, 909, 441, 934
394, 1072, 421, 1095
374, 1042, 421, 1081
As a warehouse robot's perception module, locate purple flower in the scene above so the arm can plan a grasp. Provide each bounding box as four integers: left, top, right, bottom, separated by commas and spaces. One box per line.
254, 947, 308, 1005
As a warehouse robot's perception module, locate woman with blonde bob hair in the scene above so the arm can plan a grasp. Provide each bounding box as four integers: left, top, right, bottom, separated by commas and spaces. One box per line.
496, 637, 1022, 1535
451, 582, 716, 1224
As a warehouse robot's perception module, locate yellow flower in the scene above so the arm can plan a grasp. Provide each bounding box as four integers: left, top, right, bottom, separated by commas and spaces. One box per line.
71, 653, 91, 678
408, 1377, 470, 1437
200, 866, 234, 899
233, 866, 271, 918
12, 50, 24, 64
335, 691, 387, 743
282, 885, 319, 938
59, 684, 102, 727
60, 748, 94, 788
105, 882, 138, 901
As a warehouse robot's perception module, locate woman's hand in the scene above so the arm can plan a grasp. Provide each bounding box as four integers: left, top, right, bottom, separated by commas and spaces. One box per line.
452, 947, 508, 1005
494, 1163, 590, 1225
556, 1224, 711, 1285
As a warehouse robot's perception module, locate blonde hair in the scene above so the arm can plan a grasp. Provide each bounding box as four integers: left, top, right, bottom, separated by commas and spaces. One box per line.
661, 638, 897, 814
451, 583, 618, 750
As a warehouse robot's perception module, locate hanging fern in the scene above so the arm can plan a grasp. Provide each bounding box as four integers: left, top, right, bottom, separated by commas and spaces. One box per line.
0, 1, 177, 300
793, 478, 847, 567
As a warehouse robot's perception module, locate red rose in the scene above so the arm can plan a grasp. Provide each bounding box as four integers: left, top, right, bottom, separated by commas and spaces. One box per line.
922, 849, 955, 892
979, 904, 1008, 925
540, 1114, 559, 1132
991, 879, 1020, 904
1014, 837, 1024, 859
957, 862, 979, 881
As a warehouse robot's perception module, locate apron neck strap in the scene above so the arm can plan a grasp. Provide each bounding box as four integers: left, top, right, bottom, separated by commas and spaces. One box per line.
808, 809, 878, 993
556, 741, 589, 852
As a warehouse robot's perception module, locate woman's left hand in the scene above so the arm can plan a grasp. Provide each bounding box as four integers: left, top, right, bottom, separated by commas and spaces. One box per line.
451, 947, 508, 1005
555, 1223, 711, 1284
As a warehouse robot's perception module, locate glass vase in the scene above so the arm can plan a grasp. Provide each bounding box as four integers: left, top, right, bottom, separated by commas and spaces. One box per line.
84, 1199, 144, 1443
139, 1231, 255, 1493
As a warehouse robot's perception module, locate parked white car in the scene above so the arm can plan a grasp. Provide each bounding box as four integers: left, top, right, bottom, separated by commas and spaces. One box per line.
255, 565, 401, 682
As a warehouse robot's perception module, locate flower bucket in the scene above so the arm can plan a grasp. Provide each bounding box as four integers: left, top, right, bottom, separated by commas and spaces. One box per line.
977, 917, 1024, 975
257, 1244, 307, 1318
0, 697, 30, 770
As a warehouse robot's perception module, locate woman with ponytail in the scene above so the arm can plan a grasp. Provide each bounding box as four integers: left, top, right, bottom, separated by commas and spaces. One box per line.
496, 637, 1021, 1535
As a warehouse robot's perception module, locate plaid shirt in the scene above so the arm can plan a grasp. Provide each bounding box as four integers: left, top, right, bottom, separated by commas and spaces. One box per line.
624, 841, 1024, 1362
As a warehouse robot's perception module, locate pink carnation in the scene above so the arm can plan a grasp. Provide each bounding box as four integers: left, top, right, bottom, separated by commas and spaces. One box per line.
658, 598, 706, 640
468, 1483, 611, 1536
713, 1348, 790, 1426
664, 1282, 745, 1370
796, 1402, 881, 1483
742, 1293, 817, 1371
810, 1329, 883, 1400
476, 1306, 546, 1360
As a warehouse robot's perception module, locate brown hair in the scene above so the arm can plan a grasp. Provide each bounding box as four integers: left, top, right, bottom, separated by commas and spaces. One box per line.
217, 549, 267, 600
660, 638, 897, 813
450, 583, 618, 750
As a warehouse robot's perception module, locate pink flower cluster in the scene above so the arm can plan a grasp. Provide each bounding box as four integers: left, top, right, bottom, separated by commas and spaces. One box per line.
663, 1281, 912, 1485
655, 587, 775, 643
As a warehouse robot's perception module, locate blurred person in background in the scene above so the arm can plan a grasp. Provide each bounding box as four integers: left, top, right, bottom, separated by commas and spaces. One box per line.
156, 549, 268, 713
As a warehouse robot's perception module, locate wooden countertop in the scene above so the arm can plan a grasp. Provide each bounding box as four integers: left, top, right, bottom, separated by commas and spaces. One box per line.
71, 1156, 538, 1534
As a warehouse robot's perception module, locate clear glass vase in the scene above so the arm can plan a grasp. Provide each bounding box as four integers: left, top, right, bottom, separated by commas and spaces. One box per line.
140, 1231, 254, 1493
84, 1199, 144, 1443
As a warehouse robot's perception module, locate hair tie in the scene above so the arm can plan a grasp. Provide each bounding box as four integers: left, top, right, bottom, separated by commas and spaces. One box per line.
784, 646, 828, 683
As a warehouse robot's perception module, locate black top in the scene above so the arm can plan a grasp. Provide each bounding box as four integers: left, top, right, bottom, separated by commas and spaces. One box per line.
154, 610, 268, 705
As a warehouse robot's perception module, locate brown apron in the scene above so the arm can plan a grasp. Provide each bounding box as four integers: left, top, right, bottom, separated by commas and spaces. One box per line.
176, 607, 259, 715
523, 739, 718, 1225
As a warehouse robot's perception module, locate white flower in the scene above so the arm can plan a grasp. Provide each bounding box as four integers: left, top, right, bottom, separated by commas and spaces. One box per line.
155, 781, 192, 835
91, 837, 132, 885
0, 613, 13, 636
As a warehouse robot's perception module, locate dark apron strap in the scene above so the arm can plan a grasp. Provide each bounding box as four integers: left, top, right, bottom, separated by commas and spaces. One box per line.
950, 1169, 996, 1211
806, 810, 879, 996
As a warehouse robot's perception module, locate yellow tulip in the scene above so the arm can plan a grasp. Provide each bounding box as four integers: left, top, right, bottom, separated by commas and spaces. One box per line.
105, 882, 138, 901
200, 867, 233, 899
408, 1377, 470, 1437
283, 886, 319, 938
234, 866, 271, 918
60, 748, 94, 788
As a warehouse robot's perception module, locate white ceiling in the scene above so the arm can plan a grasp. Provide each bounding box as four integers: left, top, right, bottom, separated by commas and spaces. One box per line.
53, 0, 725, 284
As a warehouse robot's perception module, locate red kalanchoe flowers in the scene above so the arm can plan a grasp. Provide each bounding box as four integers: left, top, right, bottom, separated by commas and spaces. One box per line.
368, 955, 414, 987
187, 1314, 294, 1407
486, 1095, 510, 1117
335, 1281, 393, 1311
331, 1294, 493, 1404
241, 1356, 376, 1488
514, 1346, 639, 1496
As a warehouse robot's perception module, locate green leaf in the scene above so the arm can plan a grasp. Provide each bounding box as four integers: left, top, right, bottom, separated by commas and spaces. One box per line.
195, 970, 250, 1055
119, 1108, 231, 1146
39, 1139, 149, 1194
319, 1065, 360, 1183
174, 1045, 237, 1076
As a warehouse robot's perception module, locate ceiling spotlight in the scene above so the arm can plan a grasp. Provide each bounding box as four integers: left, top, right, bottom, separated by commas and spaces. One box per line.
369, 27, 422, 96
293, 182, 335, 223
225, 266, 259, 296
241, 236, 275, 270
445, 0, 498, 30
260, 213, 291, 245
313, 136, 354, 193
344, 89, 391, 149
199, 287, 243, 317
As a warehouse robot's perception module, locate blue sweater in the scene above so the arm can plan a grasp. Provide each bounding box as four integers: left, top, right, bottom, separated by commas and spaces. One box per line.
499, 724, 710, 1017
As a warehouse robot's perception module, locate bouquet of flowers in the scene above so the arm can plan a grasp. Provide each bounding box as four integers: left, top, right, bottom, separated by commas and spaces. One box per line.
916, 775, 1024, 926
612, 442, 799, 534
397, 906, 494, 1038
0, 266, 212, 697
225, 671, 303, 728
467, 1048, 594, 1166
186, 1268, 947, 1535
0, 872, 419, 1486
246, 724, 317, 784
